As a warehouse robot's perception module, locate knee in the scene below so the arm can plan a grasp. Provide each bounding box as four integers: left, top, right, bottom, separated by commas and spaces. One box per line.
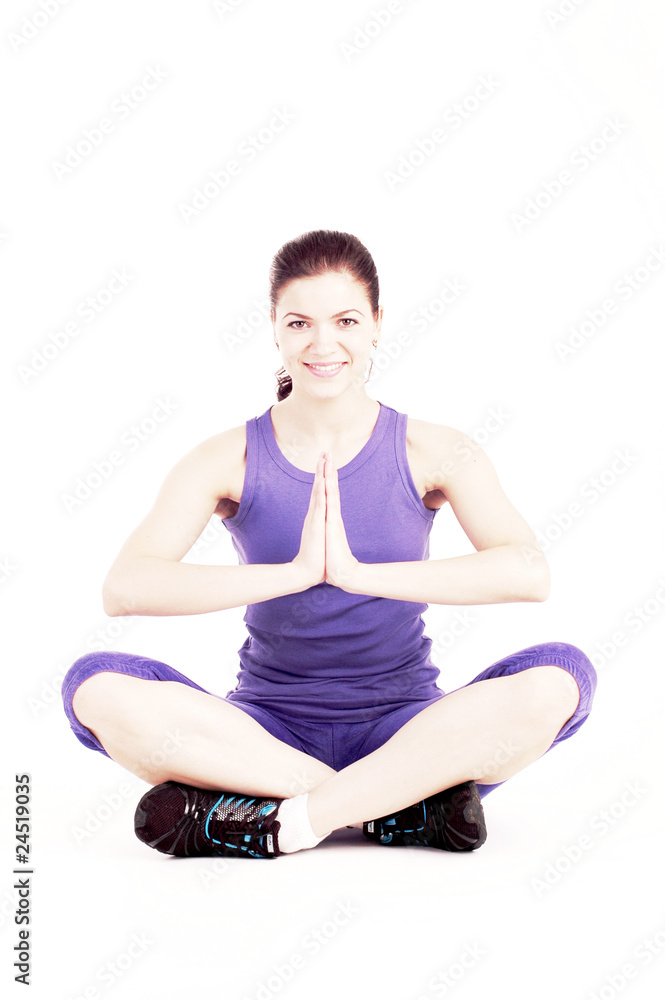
64, 652, 127, 725
517, 663, 581, 727
563, 642, 597, 688
64, 650, 124, 693
530, 641, 597, 695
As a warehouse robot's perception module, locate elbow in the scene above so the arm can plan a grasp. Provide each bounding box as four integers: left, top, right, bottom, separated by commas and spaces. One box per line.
514, 543, 550, 602
102, 573, 137, 617
528, 574, 550, 602
525, 559, 551, 602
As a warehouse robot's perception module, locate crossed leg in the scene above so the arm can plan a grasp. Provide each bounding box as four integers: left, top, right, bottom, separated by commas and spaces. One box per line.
306, 665, 580, 836
71, 662, 581, 839
71, 673, 337, 794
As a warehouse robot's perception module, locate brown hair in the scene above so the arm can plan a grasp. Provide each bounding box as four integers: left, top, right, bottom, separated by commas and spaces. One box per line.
270, 230, 380, 400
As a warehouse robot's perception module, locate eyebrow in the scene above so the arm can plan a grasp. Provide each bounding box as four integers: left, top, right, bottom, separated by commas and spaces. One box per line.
281, 308, 364, 320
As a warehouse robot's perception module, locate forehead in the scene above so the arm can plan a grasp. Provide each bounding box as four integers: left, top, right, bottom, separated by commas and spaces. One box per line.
276, 271, 368, 314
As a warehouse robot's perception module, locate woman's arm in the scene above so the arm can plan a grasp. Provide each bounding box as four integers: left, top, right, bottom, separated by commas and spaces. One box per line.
343, 425, 550, 606
102, 429, 313, 617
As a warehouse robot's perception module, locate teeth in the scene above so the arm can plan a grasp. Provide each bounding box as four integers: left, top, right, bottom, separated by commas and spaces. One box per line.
308, 363, 343, 370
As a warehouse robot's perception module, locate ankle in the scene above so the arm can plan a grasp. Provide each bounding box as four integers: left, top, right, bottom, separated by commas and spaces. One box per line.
277, 793, 332, 854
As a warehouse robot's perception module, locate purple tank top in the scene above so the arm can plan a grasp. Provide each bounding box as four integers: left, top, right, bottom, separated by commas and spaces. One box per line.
222, 400, 442, 722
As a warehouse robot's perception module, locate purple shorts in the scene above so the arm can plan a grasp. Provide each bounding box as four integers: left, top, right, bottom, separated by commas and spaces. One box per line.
61, 641, 596, 799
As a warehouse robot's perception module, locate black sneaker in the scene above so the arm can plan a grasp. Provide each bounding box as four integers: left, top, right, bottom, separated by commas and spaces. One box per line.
362, 780, 487, 852
134, 780, 283, 859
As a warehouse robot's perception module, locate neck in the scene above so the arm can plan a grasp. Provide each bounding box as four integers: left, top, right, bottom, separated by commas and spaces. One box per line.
274, 389, 380, 446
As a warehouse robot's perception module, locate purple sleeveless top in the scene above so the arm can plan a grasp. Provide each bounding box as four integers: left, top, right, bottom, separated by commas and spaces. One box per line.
222, 400, 442, 722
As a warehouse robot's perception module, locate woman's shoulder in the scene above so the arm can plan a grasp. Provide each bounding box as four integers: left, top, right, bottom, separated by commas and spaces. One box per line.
404, 412, 473, 456
403, 411, 484, 497
192, 420, 247, 461
179, 422, 248, 508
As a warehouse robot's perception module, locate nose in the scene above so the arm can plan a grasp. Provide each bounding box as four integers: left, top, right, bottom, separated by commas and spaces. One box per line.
307, 322, 340, 356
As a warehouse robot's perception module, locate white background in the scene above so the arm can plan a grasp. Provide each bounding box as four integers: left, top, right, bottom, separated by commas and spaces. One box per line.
2, 1, 664, 998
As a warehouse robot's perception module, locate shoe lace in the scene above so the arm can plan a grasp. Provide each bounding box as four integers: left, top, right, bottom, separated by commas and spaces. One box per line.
203, 794, 278, 854
378, 801, 427, 842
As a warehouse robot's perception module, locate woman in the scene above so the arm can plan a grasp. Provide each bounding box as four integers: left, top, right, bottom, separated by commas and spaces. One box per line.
62, 229, 596, 860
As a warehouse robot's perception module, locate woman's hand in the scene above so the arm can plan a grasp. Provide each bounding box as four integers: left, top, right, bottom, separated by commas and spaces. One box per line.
322, 451, 360, 590
291, 451, 327, 588
291, 451, 360, 591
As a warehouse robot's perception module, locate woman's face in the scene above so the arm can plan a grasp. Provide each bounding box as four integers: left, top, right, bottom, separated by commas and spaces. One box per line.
272, 270, 382, 397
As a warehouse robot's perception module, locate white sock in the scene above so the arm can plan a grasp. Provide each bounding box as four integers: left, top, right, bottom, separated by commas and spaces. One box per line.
276, 793, 331, 854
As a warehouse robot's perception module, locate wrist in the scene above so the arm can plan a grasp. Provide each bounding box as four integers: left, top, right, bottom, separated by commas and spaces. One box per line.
330, 558, 364, 594
287, 560, 320, 593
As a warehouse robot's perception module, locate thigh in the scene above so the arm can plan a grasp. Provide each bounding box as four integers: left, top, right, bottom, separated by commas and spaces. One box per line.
63, 649, 327, 769
62, 650, 212, 755
336, 642, 597, 797
461, 641, 597, 746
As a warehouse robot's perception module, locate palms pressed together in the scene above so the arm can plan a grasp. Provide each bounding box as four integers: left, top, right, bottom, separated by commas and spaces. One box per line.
294, 450, 360, 592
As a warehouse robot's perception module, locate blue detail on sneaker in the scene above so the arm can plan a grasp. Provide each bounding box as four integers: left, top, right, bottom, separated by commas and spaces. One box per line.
134, 781, 284, 859
362, 781, 487, 852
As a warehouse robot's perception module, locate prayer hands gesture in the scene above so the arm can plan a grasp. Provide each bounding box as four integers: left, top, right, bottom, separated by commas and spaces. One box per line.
292, 452, 360, 591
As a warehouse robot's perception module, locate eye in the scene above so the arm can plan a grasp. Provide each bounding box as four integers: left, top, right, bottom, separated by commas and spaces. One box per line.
339, 317, 358, 327
287, 320, 307, 329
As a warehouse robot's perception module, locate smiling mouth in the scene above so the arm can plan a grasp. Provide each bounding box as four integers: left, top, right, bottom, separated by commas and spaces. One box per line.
304, 362, 347, 375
